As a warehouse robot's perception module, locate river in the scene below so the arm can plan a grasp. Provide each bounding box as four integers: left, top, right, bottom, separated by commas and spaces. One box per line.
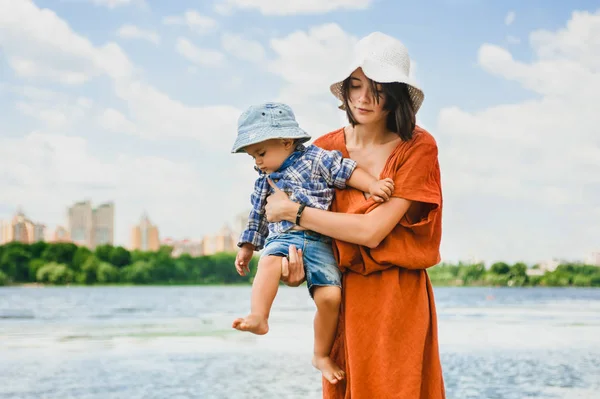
1, 286, 599, 398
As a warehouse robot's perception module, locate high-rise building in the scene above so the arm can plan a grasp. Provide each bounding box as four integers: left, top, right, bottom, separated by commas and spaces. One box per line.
92, 202, 114, 247
68, 200, 114, 248
202, 224, 237, 255
233, 211, 250, 242
68, 200, 93, 247
52, 226, 71, 243
215, 225, 236, 253
0, 209, 46, 245
162, 238, 203, 257
586, 252, 600, 266
130, 213, 160, 251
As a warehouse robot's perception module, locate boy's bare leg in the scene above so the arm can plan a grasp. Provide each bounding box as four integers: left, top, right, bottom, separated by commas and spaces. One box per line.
232, 256, 282, 335
311, 285, 345, 384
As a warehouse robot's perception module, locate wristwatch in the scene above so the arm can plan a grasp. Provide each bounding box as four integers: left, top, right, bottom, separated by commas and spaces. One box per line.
295, 203, 306, 226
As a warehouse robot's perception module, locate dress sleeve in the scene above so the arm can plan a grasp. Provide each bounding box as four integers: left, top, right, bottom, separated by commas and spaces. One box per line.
391, 137, 442, 229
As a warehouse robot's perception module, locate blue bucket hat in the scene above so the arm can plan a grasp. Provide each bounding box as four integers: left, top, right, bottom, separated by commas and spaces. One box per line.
231, 102, 311, 153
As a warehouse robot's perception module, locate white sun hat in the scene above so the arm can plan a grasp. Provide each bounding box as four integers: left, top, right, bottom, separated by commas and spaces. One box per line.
330, 31, 424, 114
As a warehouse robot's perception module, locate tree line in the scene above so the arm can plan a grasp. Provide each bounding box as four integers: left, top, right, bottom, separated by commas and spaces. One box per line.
0, 242, 599, 287
0, 241, 257, 286
428, 261, 600, 287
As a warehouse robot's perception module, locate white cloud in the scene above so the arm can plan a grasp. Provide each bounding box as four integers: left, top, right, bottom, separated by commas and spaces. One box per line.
269, 24, 357, 97
0, 133, 253, 244
215, 0, 373, 15
505, 11, 516, 26
99, 108, 137, 134
163, 10, 217, 35
10, 85, 93, 129
437, 10, 600, 262
267, 24, 358, 134
221, 33, 266, 63
91, 0, 144, 8
112, 80, 239, 148
116, 24, 160, 45
0, 0, 135, 83
1, 0, 239, 150
8, 57, 91, 85
175, 37, 226, 67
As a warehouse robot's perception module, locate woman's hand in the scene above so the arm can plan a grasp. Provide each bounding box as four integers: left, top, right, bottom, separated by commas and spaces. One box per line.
281, 245, 305, 287
265, 178, 299, 223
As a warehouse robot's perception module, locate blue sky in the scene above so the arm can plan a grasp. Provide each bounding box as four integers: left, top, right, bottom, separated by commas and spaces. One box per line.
1, 0, 599, 265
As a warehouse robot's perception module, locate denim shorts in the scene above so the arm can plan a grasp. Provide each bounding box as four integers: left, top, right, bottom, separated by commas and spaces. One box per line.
260, 230, 342, 296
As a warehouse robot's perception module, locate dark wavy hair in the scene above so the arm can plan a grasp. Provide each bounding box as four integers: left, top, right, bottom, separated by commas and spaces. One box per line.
341, 77, 416, 141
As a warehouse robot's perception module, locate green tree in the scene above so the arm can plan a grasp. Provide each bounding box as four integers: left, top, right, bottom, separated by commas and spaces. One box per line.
0, 270, 8, 286
542, 271, 572, 286
490, 262, 510, 275
36, 263, 54, 283
72, 246, 92, 272
484, 272, 511, 286
48, 264, 74, 285
96, 262, 119, 283
510, 262, 528, 277
173, 254, 196, 282
30, 241, 48, 258
573, 275, 592, 287
458, 263, 485, 285
0, 244, 32, 282
41, 243, 77, 266
109, 246, 131, 268
36, 262, 73, 284
77, 256, 100, 285
94, 244, 114, 264
508, 262, 529, 286
28, 258, 46, 281
131, 249, 153, 263
120, 261, 152, 284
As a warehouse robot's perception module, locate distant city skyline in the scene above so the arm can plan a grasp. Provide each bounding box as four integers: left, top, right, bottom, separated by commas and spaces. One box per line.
0, 203, 246, 257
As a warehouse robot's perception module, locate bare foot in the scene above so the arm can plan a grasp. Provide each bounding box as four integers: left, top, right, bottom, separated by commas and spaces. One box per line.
231, 314, 269, 335
312, 355, 345, 384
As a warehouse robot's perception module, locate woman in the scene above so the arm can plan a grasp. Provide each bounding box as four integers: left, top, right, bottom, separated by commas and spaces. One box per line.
266, 32, 445, 398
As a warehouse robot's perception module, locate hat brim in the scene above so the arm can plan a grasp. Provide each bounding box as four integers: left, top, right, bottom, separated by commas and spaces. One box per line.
330, 60, 424, 114
231, 126, 311, 153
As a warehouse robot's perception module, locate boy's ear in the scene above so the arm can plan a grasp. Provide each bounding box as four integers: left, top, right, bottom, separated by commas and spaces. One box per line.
282, 139, 294, 149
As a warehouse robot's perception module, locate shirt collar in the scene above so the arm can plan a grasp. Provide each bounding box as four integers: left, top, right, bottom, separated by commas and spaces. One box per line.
254, 144, 306, 176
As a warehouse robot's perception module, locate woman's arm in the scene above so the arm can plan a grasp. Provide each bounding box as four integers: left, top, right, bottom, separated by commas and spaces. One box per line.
265, 179, 412, 248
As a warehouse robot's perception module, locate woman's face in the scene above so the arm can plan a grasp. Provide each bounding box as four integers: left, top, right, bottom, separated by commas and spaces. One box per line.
346, 68, 389, 125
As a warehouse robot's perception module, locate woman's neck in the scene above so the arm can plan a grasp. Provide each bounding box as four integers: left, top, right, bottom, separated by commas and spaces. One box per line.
346, 121, 395, 148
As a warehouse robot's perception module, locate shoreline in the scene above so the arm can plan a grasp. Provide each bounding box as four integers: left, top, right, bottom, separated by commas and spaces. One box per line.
5, 283, 599, 289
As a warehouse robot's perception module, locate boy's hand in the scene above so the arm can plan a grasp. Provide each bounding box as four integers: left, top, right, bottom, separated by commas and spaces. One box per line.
369, 178, 395, 203
235, 244, 254, 276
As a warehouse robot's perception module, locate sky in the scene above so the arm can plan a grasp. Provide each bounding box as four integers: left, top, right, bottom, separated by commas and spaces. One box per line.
0, 0, 599, 265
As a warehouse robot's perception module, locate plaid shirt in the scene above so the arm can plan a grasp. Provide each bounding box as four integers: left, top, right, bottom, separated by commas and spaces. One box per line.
239, 144, 357, 250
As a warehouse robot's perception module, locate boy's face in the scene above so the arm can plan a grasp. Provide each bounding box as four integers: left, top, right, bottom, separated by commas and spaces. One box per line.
244, 139, 295, 174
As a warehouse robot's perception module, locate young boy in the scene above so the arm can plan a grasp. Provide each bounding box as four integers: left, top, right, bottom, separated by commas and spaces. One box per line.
231, 102, 394, 384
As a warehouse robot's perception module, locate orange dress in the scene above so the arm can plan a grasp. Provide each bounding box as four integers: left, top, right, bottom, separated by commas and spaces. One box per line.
314, 126, 445, 399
